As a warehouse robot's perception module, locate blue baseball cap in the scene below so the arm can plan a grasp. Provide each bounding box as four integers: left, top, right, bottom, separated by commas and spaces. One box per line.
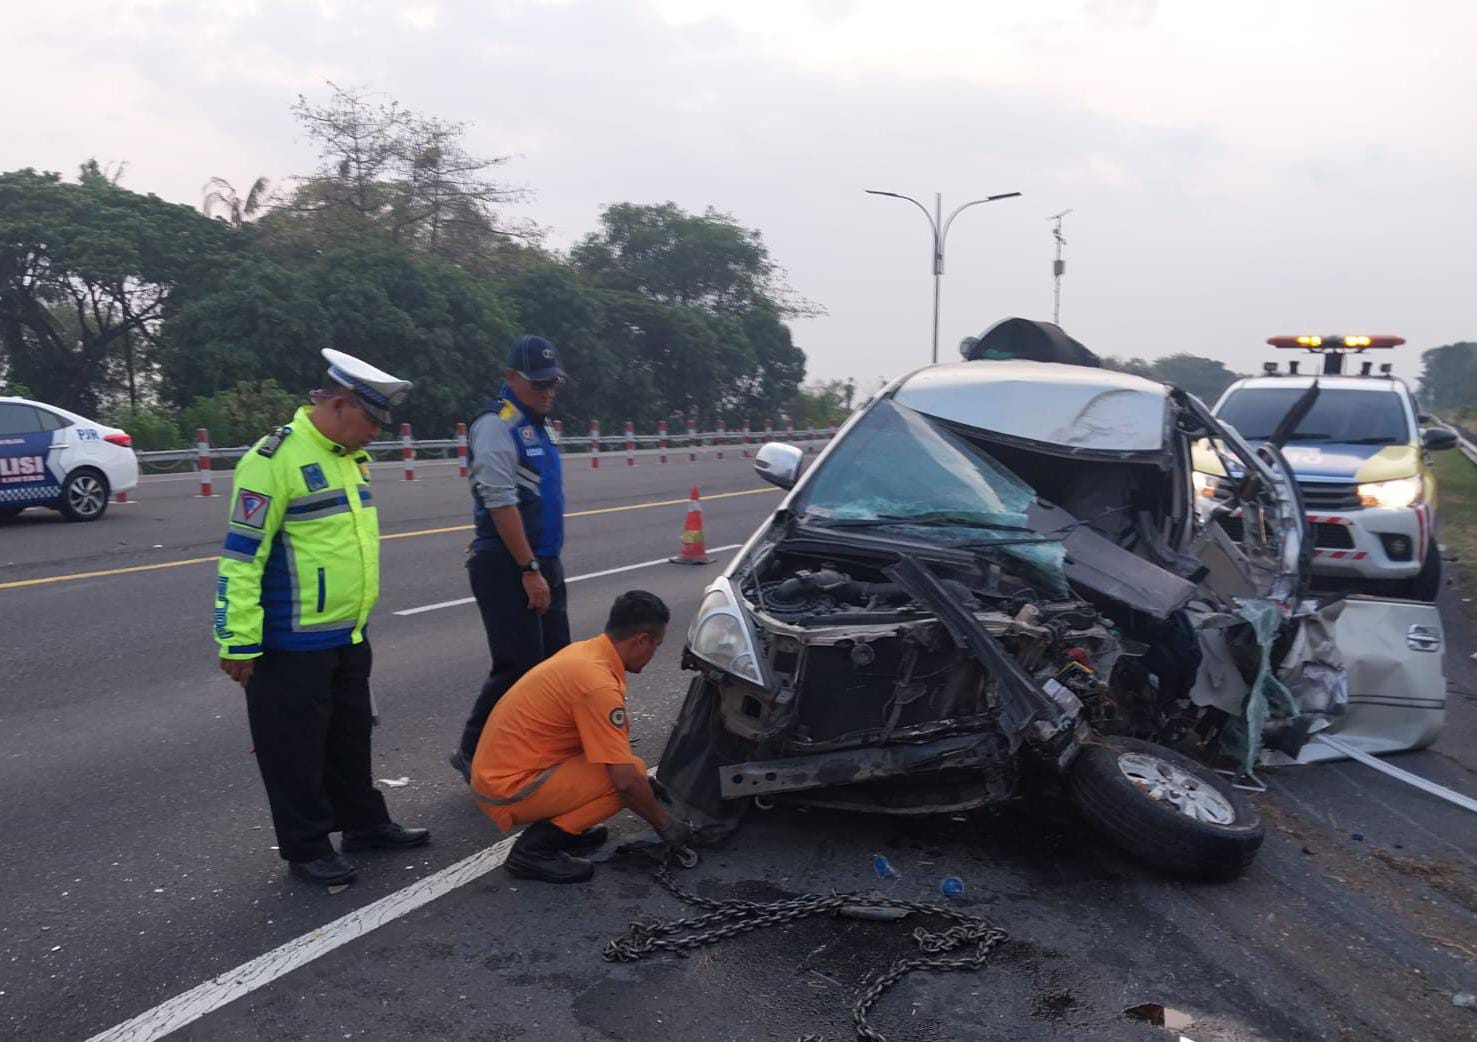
507, 335, 565, 382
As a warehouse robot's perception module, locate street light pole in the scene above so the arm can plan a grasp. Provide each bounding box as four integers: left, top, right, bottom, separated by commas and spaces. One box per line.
866, 188, 1022, 363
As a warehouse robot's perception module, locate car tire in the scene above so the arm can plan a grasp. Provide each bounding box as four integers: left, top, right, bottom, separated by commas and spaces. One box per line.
1397, 538, 1442, 602
58, 467, 110, 522
1068, 735, 1264, 881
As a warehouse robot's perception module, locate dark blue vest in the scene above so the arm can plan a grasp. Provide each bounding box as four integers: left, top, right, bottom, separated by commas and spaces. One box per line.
468, 389, 564, 560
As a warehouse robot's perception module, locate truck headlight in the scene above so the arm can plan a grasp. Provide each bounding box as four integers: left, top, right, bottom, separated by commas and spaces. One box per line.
1192, 472, 1218, 499
687, 576, 765, 685
1357, 476, 1423, 509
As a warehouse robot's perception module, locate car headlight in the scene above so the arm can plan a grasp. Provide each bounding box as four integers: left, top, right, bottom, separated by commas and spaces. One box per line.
687, 577, 765, 685
1358, 476, 1423, 509
1192, 472, 1217, 499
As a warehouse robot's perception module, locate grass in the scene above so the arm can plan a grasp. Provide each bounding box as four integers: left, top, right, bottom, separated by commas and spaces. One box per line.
1432, 444, 1477, 623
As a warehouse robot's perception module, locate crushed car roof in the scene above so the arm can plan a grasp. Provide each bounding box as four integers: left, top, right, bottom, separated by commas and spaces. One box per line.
893, 360, 1171, 454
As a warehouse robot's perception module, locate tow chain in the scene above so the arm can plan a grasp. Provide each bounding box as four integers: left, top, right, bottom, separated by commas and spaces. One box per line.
602, 864, 1008, 1042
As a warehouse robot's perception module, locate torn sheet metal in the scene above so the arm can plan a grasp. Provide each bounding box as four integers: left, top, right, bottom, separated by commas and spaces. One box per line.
1214, 598, 1297, 775
1281, 597, 1445, 762
1027, 500, 1197, 619
895, 360, 1170, 454
718, 733, 1004, 799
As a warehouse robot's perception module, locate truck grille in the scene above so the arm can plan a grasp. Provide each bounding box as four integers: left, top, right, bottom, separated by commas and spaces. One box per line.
1219, 516, 1353, 549
1298, 481, 1362, 511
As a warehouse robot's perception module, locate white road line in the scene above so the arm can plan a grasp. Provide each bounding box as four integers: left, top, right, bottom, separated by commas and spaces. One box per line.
87, 762, 663, 1042
85, 834, 521, 1042
392, 544, 741, 616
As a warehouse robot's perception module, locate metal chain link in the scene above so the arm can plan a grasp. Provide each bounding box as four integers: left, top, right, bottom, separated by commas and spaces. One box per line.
602, 865, 1008, 1042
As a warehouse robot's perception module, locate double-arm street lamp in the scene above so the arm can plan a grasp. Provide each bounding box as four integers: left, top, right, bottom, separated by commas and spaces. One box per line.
865, 189, 1022, 363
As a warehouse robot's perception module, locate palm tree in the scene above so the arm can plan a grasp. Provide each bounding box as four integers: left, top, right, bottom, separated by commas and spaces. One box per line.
202, 176, 272, 227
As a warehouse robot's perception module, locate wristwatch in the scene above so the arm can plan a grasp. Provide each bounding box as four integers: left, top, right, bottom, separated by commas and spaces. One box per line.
521, 559, 541, 574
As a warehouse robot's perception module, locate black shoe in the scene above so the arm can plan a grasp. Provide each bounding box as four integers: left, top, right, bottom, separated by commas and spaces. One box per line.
561, 825, 609, 857
448, 750, 471, 784
505, 821, 595, 884
342, 822, 431, 851
290, 853, 357, 886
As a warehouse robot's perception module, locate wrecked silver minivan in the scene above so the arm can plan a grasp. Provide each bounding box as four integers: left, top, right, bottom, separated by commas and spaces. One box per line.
659, 357, 1323, 880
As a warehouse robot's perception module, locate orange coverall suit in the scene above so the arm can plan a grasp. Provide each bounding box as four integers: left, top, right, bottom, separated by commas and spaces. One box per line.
470, 634, 645, 834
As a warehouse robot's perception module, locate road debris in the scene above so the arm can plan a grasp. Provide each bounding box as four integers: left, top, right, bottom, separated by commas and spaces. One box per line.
604, 865, 1006, 1042
378, 777, 410, 788
1454, 992, 1477, 1010
938, 876, 965, 898
1124, 1002, 1196, 1031
872, 855, 899, 880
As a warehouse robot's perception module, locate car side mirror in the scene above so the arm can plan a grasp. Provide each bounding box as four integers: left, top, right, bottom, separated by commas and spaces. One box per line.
1418, 412, 1433, 424
1422, 427, 1459, 451
754, 442, 804, 490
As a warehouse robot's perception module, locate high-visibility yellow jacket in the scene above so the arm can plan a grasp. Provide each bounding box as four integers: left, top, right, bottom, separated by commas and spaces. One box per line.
214, 406, 379, 659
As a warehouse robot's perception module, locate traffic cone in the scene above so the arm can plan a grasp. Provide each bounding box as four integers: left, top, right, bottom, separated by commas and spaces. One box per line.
670, 485, 711, 565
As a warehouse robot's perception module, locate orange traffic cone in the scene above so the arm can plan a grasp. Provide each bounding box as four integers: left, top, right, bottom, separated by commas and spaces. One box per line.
670, 485, 711, 565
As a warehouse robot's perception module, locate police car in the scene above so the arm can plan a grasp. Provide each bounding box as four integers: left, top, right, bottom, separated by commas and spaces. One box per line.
1194, 335, 1457, 600
0, 396, 139, 521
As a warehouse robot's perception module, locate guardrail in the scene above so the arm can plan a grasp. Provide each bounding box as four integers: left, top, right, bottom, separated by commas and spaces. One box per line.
130, 421, 840, 498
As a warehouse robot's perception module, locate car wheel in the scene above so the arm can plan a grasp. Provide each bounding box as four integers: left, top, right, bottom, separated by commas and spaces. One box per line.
59, 468, 110, 522
1396, 538, 1442, 602
1068, 735, 1264, 881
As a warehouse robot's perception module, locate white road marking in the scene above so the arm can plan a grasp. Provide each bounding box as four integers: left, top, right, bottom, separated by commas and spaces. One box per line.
87, 764, 663, 1042
85, 834, 521, 1042
392, 544, 742, 616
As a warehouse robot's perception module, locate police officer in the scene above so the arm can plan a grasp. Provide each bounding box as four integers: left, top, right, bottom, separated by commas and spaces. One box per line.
216, 349, 429, 886
449, 335, 570, 781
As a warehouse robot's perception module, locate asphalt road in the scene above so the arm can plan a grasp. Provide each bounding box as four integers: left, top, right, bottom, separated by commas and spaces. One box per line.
1, 454, 1475, 1042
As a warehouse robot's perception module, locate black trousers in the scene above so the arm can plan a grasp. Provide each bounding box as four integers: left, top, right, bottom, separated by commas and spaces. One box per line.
245, 641, 390, 862
457, 551, 571, 759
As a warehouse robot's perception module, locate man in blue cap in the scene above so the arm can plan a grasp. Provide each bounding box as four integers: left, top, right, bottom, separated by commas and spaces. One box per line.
450, 335, 570, 781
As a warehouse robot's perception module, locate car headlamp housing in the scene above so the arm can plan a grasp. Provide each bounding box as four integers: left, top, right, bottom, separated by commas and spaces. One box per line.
687, 576, 765, 685
1357, 475, 1423, 510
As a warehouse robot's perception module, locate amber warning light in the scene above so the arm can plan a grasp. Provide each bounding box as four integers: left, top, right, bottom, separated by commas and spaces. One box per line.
1267, 334, 1404, 351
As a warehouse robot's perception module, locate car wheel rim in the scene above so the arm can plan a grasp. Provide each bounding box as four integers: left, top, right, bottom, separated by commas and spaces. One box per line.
69, 476, 105, 517
1116, 751, 1237, 825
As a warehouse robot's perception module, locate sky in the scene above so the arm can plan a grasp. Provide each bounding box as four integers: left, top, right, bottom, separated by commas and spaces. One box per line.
6, 0, 1475, 387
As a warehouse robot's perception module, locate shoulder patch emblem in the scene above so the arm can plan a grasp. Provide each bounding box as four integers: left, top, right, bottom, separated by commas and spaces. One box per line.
257, 425, 292, 458
232, 490, 272, 529
498, 401, 518, 422
519, 425, 538, 444
608, 707, 627, 729
300, 462, 328, 492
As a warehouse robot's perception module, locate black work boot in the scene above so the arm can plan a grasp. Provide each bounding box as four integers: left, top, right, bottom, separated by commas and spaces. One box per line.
505, 821, 595, 884
289, 852, 357, 886
560, 825, 609, 857
342, 822, 431, 851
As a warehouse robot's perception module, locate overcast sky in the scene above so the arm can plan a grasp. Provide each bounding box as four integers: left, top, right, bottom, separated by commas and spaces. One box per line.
7, 0, 1474, 386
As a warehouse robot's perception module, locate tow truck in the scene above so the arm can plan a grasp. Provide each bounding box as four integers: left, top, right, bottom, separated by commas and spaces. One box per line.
1195, 334, 1458, 600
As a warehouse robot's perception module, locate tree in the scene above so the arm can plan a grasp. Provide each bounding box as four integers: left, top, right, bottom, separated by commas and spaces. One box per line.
1102, 353, 1241, 403
572, 202, 819, 318
1417, 342, 1477, 413
1149, 354, 1241, 404
203, 176, 273, 228
278, 83, 532, 271
0, 165, 233, 412
180, 379, 302, 448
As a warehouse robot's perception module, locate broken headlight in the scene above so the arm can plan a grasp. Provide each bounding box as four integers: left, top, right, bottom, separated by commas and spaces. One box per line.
687, 576, 766, 686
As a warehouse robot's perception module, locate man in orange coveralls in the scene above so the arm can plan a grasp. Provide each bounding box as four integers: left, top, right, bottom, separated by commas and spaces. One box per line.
470, 590, 692, 883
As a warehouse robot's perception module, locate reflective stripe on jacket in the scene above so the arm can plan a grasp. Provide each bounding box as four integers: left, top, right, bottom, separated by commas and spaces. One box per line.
214, 405, 379, 659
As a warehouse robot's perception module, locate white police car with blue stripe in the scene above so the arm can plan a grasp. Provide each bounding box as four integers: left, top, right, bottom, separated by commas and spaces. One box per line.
0, 396, 139, 521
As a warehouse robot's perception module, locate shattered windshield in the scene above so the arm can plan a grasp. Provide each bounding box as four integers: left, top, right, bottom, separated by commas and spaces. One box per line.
794, 398, 1068, 591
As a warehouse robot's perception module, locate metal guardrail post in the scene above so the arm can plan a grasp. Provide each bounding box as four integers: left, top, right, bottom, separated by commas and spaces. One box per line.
400, 423, 415, 481
658, 420, 668, 465
456, 422, 468, 478
590, 420, 600, 469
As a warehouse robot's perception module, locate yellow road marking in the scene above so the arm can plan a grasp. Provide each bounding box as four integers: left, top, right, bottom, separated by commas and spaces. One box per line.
0, 486, 779, 591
